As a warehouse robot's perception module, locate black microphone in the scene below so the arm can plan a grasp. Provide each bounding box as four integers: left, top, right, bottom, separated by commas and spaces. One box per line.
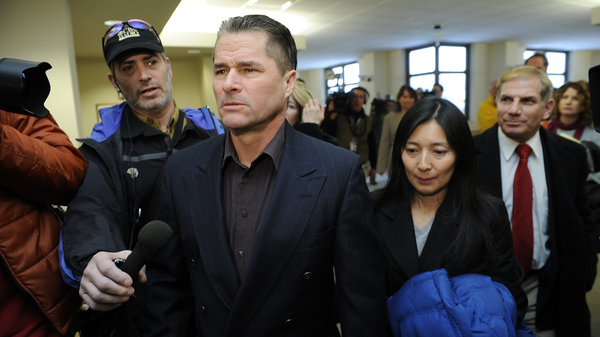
120, 220, 173, 279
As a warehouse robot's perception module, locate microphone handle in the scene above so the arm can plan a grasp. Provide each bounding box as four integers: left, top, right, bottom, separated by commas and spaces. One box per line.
120, 244, 153, 279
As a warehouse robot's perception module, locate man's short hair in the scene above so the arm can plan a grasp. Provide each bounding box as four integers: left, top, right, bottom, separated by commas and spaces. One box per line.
350, 86, 370, 100
214, 14, 297, 74
525, 53, 549, 68
497, 66, 554, 105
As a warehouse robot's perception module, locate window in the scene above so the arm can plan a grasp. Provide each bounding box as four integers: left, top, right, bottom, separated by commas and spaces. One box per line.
407, 44, 469, 116
325, 62, 360, 95
523, 50, 567, 88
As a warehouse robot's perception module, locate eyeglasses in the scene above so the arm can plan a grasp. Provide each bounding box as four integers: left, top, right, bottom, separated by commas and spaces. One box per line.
102, 19, 161, 48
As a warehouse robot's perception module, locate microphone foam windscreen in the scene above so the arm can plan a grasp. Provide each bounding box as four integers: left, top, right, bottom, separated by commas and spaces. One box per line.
138, 220, 173, 252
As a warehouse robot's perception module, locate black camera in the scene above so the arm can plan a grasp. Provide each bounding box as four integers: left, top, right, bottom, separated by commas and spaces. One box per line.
328, 91, 349, 114
0, 58, 52, 118
371, 98, 388, 114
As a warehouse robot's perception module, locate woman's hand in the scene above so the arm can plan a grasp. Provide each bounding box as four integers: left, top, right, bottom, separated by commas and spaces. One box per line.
302, 98, 325, 124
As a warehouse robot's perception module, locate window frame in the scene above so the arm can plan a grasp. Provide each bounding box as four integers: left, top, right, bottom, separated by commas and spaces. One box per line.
324, 62, 360, 96
523, 49, 568, 89
406, 43, 471, 117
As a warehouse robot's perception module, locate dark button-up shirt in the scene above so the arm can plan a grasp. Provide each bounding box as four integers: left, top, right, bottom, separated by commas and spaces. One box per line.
221, 123, 285, 280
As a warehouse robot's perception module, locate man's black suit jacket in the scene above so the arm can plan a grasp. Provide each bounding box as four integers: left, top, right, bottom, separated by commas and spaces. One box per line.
473, 125, 597, 336
143, 122, 388, 337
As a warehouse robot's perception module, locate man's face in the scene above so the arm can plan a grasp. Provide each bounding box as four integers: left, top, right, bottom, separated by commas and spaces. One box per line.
109, 52, 173, 115
349, 89, 366, 112
386, 100, 395, 112
525, 56, 547, 73
496, 77, 553, 143
213, 31, 296, 133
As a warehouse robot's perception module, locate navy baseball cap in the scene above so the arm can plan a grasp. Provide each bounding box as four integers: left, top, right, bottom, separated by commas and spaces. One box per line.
102, 19, 164, 65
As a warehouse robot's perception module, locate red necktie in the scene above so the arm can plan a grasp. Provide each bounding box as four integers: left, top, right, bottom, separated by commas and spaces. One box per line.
512, 144, 533, 273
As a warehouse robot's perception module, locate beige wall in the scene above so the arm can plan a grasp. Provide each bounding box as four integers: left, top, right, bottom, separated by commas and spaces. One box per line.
0, 0, 81, 144
297, 69, 325, 105
76, 52, 217, 137
76, 58, 119, 136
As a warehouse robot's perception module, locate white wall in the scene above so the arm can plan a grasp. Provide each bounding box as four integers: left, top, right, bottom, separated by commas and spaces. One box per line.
593, 52, 600, 67
388, 50, 407, 99
469, 43, 491, 119
570, 51, 595, 82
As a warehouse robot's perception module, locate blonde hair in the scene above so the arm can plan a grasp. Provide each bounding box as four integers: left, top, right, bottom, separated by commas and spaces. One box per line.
291, 80, 314, 122
497, 66, 554, 105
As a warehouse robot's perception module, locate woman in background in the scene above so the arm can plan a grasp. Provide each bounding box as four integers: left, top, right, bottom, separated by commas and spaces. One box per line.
376, 85, 417, 176
545, 81, 600, 163
545, 81, 600, 251
374, 98, 528, 336
287, 80, 337, 144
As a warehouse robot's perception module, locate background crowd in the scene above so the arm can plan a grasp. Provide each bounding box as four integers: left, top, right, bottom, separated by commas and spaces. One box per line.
2, 15, 599, 337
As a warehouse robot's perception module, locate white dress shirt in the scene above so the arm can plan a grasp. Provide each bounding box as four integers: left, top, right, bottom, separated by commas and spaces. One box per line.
498, 129, 550, 270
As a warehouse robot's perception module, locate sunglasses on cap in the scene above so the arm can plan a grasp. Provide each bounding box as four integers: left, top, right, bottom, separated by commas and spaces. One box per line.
102, 19, 161, 48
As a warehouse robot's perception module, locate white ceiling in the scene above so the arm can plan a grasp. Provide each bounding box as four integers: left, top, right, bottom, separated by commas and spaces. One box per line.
70, 0, 600, 71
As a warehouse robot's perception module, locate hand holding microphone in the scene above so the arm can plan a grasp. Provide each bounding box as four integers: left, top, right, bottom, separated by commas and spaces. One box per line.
79, 220, 172, 311
119, 220, 173, 279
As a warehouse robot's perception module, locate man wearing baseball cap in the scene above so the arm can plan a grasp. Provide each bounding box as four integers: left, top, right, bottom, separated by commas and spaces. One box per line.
59, 19, 224, 336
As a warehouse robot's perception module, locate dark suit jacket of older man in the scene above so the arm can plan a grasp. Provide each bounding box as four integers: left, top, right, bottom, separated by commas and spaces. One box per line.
143, 121, 387, 337
473, 125, 597, 336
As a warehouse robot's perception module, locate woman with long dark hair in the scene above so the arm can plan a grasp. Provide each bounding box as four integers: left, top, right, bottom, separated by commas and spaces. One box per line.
374, 98, 529, 336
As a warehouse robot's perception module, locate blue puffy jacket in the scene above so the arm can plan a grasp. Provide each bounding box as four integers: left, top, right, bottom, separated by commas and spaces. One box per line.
89, 102, 224, 141
387, 269, 533, 337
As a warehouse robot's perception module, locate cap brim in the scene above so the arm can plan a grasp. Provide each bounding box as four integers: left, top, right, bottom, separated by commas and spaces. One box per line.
105, 41, 164, 65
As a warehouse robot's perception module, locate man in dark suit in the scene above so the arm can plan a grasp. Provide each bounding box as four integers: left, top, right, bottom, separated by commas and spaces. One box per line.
142, 14, 387, 337
473, 66, 597, 336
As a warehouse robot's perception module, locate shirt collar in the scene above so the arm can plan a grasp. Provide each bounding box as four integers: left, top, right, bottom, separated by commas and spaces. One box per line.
130, 103, 180, 139
120, 105, 153, 139
222, 122, 286, 170
498, 127, 543, 161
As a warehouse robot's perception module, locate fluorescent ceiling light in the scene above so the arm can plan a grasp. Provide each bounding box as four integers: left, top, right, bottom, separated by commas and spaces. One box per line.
162, 0, 310, 35
281, 1, 292, 10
